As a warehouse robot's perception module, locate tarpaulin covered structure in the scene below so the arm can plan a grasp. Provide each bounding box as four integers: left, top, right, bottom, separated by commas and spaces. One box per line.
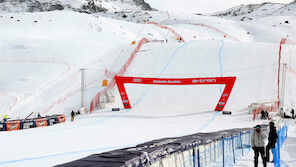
57, 127, 253, 167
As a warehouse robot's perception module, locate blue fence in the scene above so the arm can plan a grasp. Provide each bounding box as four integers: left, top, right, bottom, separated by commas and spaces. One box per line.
272, 121, 289, 167
148, 122, 289, 167
149, 130, 252, 167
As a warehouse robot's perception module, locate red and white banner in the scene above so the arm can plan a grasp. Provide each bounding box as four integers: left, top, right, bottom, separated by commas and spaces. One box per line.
115, 76, 236, 111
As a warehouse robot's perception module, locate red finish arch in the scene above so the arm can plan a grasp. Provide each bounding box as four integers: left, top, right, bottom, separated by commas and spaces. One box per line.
115, 76, 236, 111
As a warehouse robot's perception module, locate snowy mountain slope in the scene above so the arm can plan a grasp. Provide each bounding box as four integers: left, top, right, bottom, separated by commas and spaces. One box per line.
212, 0, 296, 21
0, 10, 175, 119
272, 0, 296, 16
144, 0, 294, 13
0, 0, 152, 13
121, 40, 280, 112
0, 39, 294, 166
0, 1, 296, 166
213, 2, 284, 21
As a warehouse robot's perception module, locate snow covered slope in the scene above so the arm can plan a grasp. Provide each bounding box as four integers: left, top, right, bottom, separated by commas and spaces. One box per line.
213, 0, 296, 21
272, 0, 296, 16
0, 0, 296, 166
213, 2, 284, 21
145, 0, 294, 13
0, 10, 172, 119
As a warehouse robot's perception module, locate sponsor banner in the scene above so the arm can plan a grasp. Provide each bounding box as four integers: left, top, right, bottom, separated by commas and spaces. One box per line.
57, 115, 66, 123
21, 119, 35, 129
35, 118, 48, 127
115, 76, 236, 111
0, 114, 66, 132
47, 116, 58, 126
0, 122, 5, 131
5, 121, 21, 131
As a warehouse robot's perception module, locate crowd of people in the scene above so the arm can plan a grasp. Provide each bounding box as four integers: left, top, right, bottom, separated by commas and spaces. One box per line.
251, 121, 278, 167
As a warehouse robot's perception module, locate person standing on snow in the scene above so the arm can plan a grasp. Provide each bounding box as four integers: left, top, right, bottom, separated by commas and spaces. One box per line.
3, 115, 7, 122
291, 109, 295, 119
261, 109, 265, 119
266, 121, 278, 162
251, 125, 267, 167
71, 110, 75, 122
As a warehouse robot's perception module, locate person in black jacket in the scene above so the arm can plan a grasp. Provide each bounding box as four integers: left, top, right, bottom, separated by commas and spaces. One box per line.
261, 109, 265, 119
266, 121, 278, 162
71, 110, 75, 122
291, 109, 295, 119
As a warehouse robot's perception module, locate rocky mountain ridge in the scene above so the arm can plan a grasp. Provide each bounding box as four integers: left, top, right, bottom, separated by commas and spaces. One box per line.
0, 0, 153, 13
212, 0, 296, 21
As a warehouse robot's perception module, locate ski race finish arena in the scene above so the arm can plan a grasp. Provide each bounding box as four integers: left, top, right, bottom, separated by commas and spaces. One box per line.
115, 76, 236, 111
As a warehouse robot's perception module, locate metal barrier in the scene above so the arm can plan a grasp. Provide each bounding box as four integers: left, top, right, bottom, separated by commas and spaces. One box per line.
0, 114, 66, 132
272, 121, 289, 167
147, 131, 252, 167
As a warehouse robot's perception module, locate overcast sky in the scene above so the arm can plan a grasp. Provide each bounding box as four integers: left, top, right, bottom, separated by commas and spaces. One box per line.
145, 0, 294, 13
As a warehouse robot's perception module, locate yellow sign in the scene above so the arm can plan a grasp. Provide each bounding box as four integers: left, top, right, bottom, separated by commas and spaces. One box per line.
102, 80, 108, 87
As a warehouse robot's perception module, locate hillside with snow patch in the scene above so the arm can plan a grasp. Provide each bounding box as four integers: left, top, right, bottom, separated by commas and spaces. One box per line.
212, 0, 296, 21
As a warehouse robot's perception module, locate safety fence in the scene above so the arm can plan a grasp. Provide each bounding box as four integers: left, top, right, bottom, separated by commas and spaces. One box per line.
189, 23, 240, 42
58, 127, 253, 167
160, 11, 170, 25
89, 38, 166, 112
89, 38, 148, 112
252, 38, 296, 121
278, 38, 296, 112
0, 114, 65, 131
146, 130, 252, 167
272, 121, 289, 167
251, 101, 279, 121
147, 22, 185, 42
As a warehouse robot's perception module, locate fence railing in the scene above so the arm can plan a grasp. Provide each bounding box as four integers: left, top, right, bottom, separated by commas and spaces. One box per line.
146, 121, 289, 167
272, 121, 289, 167
146, 130, 252, 167
58, 122, 288, 167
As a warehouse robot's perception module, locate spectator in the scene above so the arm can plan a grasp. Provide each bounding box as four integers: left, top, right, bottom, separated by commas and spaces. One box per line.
37, 113, 41, 118
265, 111, 269, 120
71, 110, 75, 122
3, 115, 7, 122
291, 109, 295, 119
251, 125, 267, 167
266, 121, 278, 162
261, 109, 265, 119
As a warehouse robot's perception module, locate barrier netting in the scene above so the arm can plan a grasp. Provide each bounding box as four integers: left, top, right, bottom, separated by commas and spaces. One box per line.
272, 121, 289, 167
253, 38, 296, 120
58, 121, 290, 167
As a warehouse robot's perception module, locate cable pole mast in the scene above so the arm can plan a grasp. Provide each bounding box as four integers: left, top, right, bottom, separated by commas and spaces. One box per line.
280, 63, 287, 116
81, 68, 86, 108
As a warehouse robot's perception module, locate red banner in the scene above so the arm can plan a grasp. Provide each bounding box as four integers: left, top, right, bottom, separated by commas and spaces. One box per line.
115, 76, 236, 111
35, 118, 48, 127
57, 115, 66, 123
5, 121, 20, 131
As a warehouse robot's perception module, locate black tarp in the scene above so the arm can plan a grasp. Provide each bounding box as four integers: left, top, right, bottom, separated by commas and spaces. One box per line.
57, 127, 255, 167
